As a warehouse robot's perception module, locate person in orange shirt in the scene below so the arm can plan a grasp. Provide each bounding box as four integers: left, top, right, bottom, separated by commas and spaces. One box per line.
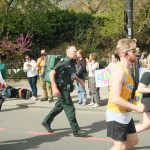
37, 50, 53, 102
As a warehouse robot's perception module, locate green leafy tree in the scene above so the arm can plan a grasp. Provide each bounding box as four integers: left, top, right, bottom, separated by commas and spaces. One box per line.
134, 0, 150, 48
0, 0, 15, 37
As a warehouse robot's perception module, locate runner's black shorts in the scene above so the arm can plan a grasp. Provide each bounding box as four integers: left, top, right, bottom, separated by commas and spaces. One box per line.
107, 119, 136, 141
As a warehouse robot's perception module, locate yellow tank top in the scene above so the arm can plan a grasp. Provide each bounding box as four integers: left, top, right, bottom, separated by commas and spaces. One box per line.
107, 63, 134, 113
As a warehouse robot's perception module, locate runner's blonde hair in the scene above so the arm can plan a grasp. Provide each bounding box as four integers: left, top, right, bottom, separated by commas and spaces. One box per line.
116, 38, 136, 54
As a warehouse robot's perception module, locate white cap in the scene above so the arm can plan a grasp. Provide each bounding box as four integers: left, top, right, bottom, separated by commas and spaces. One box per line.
41, 50, 46, 54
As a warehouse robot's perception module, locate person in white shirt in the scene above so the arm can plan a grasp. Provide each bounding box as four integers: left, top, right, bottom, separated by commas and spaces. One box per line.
23, 54, 38, 101
86, 53, 100, 108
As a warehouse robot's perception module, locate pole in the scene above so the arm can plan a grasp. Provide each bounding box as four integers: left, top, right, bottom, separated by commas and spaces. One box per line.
125, 0, 140, 100
125, 0, 133, 39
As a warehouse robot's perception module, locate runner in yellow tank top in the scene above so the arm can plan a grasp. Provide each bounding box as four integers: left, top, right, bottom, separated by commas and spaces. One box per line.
107, 62, 134, 113
106, 39, 145, 150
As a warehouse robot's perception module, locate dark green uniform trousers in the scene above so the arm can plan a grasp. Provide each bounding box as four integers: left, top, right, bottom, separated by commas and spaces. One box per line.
43, 89, 80, 133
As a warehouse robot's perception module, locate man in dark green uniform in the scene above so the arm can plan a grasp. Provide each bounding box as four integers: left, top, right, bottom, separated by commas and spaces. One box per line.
42, 46, 87, 137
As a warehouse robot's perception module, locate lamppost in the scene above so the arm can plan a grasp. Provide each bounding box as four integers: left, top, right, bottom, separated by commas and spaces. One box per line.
124, 0, 133, 39
124, 0, 140, 99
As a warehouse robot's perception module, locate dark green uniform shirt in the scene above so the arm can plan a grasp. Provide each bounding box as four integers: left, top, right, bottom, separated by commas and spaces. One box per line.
53, 57, 76, 87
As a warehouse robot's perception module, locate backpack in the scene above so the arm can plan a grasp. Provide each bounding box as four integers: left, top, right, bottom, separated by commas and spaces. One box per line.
0, 63, 7, 80
43, 55, 62, 83
18, 89, 32, 99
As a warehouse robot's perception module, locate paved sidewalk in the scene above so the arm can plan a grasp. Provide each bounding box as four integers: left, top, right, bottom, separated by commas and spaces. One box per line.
3, 79, 109, 111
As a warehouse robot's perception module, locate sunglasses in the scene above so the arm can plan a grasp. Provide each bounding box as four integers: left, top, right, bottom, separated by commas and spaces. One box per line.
122, 47, 137, 54
129, 48, 137, 53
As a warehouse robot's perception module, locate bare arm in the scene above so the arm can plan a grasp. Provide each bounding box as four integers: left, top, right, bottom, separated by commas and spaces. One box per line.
74, 76, 85, 87
137, 72, 150, 93
50, 70, 60, 96
137, 83, 150, 93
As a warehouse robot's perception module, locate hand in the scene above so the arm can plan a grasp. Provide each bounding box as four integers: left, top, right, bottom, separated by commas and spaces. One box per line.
134, 104, 145, 112
86, 58, 91, 63
86, 58, 89, 62
75, 76, 85, 87
105, 67, 110, 71
27, 64, 31, 67
52, 86, 60, 97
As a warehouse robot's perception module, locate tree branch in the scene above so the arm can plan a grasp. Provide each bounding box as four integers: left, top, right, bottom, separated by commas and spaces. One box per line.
79, 0, 108, 14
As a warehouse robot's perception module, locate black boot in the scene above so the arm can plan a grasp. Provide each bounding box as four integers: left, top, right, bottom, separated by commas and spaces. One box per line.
42, 121, 53, 133
73, 130, 87, 137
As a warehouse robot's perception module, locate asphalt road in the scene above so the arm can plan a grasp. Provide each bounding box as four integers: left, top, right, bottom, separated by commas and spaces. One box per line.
0, 105, 150, 150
